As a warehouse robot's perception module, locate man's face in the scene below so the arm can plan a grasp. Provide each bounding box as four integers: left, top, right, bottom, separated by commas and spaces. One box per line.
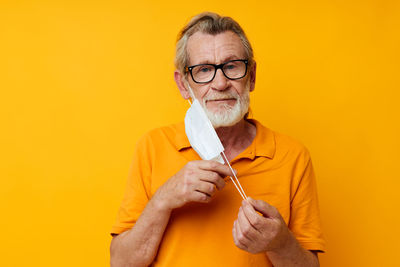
185, 31, 255, 128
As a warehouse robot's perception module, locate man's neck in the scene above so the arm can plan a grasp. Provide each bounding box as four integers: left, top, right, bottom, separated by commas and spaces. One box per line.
215, 118, 256, 161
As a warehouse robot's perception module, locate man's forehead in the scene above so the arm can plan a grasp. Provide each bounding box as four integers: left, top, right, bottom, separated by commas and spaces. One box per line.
186, 31, 246, 65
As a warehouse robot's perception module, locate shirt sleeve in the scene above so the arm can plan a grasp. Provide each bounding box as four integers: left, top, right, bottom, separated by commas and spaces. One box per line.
111, 134, 153, 235
289, 149, 326, 252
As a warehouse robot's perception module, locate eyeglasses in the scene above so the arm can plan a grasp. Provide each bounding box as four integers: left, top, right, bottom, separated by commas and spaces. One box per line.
185, 59, 248, 84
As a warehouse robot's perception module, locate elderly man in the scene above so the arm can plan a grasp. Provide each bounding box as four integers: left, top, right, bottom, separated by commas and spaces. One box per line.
110, 12, 325, 267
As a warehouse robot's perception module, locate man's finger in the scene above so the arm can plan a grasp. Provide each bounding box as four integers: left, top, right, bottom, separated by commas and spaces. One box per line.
247, 197, 279, 218
195, 180, 217, 196
196, 160, 235, 178
241, 200, 265, 231
191, 190, 211, 203
233, 220, 249, 249
237, 207, 259, 239
233, 221, 245, 249
198, 170, 226, 190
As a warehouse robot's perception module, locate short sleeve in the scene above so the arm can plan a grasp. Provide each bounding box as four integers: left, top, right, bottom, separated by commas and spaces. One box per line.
110, 134, 153, 235
289, 150, 326, 252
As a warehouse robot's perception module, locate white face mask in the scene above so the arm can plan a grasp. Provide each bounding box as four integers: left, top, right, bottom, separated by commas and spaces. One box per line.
184, 85, 247, 200
184, 98, 225, 164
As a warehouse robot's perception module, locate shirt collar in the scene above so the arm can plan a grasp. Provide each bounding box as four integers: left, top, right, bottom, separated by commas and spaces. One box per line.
240, 119, 276, 160
173, 119, 276, 160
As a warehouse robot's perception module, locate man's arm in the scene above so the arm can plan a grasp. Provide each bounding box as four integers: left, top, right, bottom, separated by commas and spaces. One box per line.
110, 193, 171, 267
232, 198, 320, 267
110, 160, 231, 267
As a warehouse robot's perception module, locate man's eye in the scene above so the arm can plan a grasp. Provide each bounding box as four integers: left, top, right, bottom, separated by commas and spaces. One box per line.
198, 66, 212, 73
225, 64, 237, 70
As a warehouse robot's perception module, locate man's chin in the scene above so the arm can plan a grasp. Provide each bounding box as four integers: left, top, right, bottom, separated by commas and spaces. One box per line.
205, 104, 235, 114
206, 100, 237, 110
203, 100, 247, 128
207, 112, 243, 128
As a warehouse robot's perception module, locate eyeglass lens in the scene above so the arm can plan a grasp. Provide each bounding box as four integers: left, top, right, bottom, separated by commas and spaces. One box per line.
191, 60, 246, 83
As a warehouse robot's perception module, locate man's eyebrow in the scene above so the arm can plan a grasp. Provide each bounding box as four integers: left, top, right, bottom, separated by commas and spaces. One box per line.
194, 56, 243, 65
221, 55, 241, 63
194, 60, 213, 65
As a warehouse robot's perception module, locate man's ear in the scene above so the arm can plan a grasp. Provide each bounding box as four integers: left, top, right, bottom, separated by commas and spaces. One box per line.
174, 70, 190, 99
249, 61, 257, 92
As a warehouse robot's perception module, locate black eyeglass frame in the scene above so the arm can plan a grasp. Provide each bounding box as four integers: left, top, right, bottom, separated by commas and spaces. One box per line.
185, 59, 249, 84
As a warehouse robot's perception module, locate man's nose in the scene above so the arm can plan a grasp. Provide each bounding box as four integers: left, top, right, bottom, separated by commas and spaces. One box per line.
211, 68, 229, 90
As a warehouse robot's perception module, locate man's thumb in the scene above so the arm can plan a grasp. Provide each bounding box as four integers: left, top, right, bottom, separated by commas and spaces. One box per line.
247, 197, 275, 218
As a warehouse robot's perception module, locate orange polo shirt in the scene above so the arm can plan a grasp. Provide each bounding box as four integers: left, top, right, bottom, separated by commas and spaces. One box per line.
111, 119, 325, 266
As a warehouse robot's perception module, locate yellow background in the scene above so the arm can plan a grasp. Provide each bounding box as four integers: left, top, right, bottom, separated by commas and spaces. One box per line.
1, 0, 399, 266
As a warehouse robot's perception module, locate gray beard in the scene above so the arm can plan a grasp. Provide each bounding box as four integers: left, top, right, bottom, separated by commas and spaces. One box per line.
202, 83, 250, 128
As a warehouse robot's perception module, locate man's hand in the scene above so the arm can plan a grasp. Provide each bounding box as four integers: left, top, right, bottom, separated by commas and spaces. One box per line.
232, 197, 290, 254
153, 160, 232, 211
111, 160, 231, 267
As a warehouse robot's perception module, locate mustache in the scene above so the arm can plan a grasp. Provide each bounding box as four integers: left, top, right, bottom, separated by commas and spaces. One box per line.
203, 91, 239, 101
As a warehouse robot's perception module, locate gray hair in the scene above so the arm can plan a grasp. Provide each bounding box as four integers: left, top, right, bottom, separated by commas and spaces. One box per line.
175, 12, 254, 75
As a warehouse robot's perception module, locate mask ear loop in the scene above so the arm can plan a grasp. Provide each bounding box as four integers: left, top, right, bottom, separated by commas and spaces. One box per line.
221, 152, 247, 200
186, 83, 195, 106
186, 83, 247, 200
